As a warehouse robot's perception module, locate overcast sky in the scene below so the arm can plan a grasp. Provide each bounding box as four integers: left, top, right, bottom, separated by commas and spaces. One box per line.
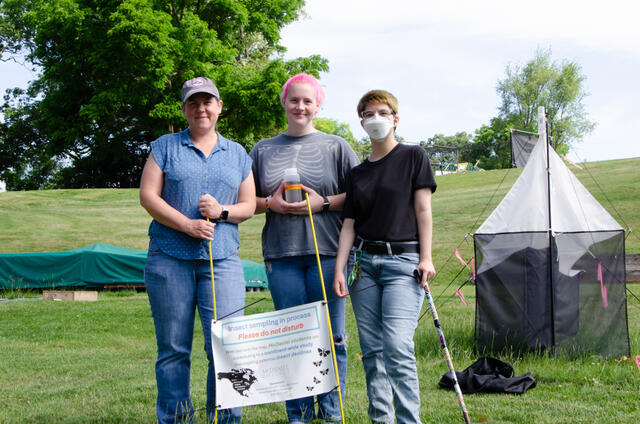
1, 0, 639, 165
279, 0, 640, 162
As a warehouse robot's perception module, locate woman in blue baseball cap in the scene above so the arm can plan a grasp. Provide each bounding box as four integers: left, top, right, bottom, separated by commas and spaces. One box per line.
140, 76, 255, 424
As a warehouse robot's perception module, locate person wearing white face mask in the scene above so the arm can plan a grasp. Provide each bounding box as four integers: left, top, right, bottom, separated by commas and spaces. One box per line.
361, 109, 396, 142
333, 90, 437, 423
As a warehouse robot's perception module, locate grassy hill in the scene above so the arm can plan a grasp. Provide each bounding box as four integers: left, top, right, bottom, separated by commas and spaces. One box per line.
1, 157, 639, 423
1, 156, 638, 267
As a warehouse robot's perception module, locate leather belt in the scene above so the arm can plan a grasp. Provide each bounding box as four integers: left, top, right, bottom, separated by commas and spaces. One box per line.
356, 238, 420, 255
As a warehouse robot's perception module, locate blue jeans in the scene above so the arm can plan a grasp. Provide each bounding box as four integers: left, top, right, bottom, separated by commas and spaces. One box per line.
265, 255, 348, 423
145, 239, 245, 424
350, 252, 424, 424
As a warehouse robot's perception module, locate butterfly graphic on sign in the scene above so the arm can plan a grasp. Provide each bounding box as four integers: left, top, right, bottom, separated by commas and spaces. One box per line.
313, 360, 322, 367
318, 348, 330, 357
313, 377, 321, 384
320, 368, 329, 376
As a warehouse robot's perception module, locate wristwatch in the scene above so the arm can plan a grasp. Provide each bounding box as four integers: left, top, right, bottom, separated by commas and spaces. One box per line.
322, 195, 330, 213
219, 206, 229, 221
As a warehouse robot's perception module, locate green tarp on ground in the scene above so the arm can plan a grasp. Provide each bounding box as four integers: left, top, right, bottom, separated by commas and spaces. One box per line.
0, 243, 267, 290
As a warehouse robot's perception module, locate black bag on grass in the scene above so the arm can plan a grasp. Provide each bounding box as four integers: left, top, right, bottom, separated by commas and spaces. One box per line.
438, 356, 536, 395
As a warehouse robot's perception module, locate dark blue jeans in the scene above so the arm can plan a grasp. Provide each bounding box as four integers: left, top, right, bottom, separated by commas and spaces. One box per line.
265, 255, 347, 423
145, 240, 245, 424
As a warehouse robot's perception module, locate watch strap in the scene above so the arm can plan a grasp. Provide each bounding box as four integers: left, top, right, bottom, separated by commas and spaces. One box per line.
219, 206, 229, 221
322, 195, 330, 213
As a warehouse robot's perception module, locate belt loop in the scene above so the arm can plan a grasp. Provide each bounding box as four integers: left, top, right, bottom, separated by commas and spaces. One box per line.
385, 242, 392, 255
357, 238, 364, 250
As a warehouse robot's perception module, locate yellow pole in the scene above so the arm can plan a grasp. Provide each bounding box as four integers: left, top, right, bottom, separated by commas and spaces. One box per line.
304, 193, 346, 424
207, 219, 218, 321
207, 217, 218, 424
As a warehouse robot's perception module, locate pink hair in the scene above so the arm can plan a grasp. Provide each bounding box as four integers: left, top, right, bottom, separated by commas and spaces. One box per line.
280, 73, 325, 106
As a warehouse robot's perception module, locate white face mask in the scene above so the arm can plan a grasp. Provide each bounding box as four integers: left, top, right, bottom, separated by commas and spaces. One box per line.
363, 114, 394, 142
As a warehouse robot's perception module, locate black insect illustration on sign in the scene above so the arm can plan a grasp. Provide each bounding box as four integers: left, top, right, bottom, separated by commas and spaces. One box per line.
318, 348, 330, 357
320, 368, 329, 375
313, 376, 321, 384
217, 368, 257, 397
313, 360, 322, 367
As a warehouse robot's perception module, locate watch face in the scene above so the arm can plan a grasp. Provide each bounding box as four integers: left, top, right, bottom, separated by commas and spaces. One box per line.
221, 208, 229, 220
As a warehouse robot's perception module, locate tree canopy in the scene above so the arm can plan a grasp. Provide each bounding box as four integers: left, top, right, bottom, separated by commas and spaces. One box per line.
313, 116, 369, 160
469, 118, 511, 170
497, 48, 595, 154
0, 0, 328, 189
422, 132, 473, 165
422, 49, 596, 169
313, 117, 355, 144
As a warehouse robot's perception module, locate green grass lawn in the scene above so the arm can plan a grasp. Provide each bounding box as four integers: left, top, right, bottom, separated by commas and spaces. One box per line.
2, 289, 638, 423
1, 157, 639, 423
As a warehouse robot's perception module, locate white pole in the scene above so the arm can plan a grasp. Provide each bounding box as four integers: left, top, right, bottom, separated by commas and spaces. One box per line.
537, 106, 547, 145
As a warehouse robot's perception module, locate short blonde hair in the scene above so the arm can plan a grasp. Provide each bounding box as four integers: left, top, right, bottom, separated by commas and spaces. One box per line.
357, 90, 399, 118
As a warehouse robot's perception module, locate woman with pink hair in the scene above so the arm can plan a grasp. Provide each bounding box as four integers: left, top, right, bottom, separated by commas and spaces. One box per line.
249, 73, 359, 423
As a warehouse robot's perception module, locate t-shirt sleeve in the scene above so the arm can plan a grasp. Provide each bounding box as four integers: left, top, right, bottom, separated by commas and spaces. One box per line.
412, 146, 437, 193
337, 138, 360, 193
341, 170, 356, 219
241, 148, 252, 181
150, 136, 167, 171
248, 145, 263, 197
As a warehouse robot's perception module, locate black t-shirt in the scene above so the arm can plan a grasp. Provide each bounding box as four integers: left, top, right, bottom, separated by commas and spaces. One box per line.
342, 143, 437, 242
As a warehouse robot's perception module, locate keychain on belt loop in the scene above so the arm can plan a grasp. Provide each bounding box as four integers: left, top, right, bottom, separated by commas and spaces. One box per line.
305, 193, 346, 424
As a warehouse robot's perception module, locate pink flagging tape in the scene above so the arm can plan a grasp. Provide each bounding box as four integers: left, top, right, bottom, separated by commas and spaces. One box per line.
598, 262, 608, 309
455, 289, 468, 306
561, 155, 584, 170
471, 257, 476, 281
634, 356, 640, 374
455, 248, 470, 269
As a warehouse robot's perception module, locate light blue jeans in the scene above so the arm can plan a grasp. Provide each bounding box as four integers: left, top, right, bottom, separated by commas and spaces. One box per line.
145, 239, 245, 424
350, 252, 424, 424
265, 255, 348, 423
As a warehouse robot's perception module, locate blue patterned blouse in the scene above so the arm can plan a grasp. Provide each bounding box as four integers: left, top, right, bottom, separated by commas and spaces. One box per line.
147, 129, 252, 260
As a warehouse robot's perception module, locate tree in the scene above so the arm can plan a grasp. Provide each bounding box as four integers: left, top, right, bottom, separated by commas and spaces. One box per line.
0, 0, 328, 189
422, 132, 473, 165
470, 118, 511, 170
313, 117, 355, 144
497, 48, 595, 154
313, 116, 369, 160
421, 125, 513, 171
